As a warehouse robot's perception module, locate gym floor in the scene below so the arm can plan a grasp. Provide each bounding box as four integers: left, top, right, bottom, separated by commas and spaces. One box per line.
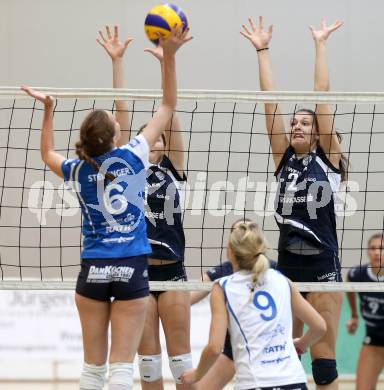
0, 381, 382, 390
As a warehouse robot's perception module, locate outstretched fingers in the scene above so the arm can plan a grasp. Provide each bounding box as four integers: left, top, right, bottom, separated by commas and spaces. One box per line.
257, 16, 263, 31
20, 85, 53, 105
123, 37, 134, 49
329, 19, 343, 32
241, 23, 252, 37
105, 25, 112, 40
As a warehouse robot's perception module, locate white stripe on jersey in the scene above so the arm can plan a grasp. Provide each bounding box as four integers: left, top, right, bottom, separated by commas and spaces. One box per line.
73, 160, 96, 234
315, 156, 341, 194
219, 269, 306, 389
367, 267, 384, 282
148, 239, 176, 255
166, 168, 186, 213
274, 212, 322, 243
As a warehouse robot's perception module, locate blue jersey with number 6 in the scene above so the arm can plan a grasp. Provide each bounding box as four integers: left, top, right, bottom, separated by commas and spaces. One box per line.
61, 134, 152, 259
219, 269, 306, 389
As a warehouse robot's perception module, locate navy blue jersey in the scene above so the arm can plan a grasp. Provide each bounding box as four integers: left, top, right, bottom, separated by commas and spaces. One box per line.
274, 146, 341, 252
348, 264, 384, 330
61, 134, 151, 259
206, 259, 277, 281
207, 261, 234, 281
145, 155, 186, 261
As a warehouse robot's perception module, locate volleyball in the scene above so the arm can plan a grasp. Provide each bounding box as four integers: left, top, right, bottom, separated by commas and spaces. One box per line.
144, 3, 188, 45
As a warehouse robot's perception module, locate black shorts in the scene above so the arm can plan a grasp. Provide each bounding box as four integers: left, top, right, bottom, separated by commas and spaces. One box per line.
363, 327, 384, 346
76, 256, 149, 301
148, 261, 187, 297
277, 249, 342, 283
222, 331, 233, 360
246, 383, 307, 390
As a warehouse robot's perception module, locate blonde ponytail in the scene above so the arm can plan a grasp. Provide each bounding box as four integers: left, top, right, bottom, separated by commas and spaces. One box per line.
250, 254, 269, 291
229, 221, 269, 293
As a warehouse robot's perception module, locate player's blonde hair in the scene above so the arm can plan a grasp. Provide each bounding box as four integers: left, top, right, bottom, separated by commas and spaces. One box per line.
229, 221, 269, 291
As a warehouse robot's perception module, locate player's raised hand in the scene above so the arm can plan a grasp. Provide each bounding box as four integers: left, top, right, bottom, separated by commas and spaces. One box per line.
97, 25, 133, 60
144, 45, 164, 63
159, 24, 193, 55
241, 16, 273, 50
20, 85, 54, 106
309, 19, 343, 44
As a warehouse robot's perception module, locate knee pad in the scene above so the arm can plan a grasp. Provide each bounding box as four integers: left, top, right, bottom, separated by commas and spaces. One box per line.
79, 362, 107, 390
169, 353, 193, 385
138, 354, 162, 382
109, 362, 133, 389
312, 358, 338, 386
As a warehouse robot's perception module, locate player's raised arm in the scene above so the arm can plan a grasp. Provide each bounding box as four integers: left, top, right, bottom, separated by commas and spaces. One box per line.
241, 16, 288, 167
97, 25, 133, 146
144, 45, 185, 175
310, 19, 343, 167
21, 86, 65, 178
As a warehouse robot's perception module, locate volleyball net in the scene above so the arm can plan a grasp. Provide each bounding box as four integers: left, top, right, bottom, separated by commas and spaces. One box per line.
0, 87, 383, 292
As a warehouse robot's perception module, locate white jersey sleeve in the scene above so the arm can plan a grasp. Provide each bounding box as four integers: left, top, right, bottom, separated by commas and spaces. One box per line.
120, 134, 150, 169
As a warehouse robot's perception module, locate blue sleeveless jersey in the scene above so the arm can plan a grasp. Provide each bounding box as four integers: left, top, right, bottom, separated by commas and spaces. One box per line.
145, 155, 186, 261
274, 146, 341, 251
61, 134, 152, 259
348, 264, 384, 330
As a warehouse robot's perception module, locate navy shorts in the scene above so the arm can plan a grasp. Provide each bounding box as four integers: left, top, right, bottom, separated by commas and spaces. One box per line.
222, 331, 233, 360
277, 249, 342, 283
364, 327, 384, 347
148, 261, 187, 297
246, 383, 307, 390
76, 255, 149, 301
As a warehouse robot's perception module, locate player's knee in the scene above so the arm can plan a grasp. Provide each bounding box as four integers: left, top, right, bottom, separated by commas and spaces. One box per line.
169, 353, 193, 384
138, 354, 162, 382
79, 362, 107, 390
109, 362, 133, 389
312, 358, 338, 386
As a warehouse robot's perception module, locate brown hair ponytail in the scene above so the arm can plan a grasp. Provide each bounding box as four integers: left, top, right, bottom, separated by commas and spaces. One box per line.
76, 110, 117, 182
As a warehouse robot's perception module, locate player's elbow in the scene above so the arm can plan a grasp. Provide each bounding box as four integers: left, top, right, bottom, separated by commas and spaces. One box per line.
41, 150, 57, 170
206, 342, 223, 357
41, 149, 50, 165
